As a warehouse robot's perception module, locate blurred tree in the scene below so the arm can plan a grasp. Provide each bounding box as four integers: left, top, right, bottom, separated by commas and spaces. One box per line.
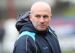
7, 0, 16, 18
52, 1, 69, 15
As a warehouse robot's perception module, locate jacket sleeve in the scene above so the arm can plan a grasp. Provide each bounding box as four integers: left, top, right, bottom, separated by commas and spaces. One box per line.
13, 35, 32, 53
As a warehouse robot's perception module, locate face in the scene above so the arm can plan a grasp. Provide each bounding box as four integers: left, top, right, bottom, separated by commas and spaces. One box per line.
30, 9, 52, 31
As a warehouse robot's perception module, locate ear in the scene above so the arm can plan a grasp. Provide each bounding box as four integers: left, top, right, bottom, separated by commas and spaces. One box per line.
50, 14, 52, 20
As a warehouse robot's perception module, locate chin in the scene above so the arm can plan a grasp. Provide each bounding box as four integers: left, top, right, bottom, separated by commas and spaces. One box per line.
38, 28, 46, 31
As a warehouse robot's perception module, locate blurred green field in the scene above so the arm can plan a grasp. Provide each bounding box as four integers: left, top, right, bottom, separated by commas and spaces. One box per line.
4, 51, 75, 53
2, 50, 75, 53
62, 50, 75, 53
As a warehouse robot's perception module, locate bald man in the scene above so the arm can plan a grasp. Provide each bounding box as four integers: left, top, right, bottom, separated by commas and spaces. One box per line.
13, 1, 61, 53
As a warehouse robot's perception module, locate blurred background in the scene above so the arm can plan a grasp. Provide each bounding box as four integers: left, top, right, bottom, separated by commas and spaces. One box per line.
0, 0, 75, 53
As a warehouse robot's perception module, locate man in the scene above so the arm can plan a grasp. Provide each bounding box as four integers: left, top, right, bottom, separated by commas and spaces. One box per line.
13, 1, 61, 53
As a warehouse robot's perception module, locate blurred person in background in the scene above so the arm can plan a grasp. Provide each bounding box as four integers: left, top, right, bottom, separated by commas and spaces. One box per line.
0, 19, 5, 53
13, 1, 61, 53
2, 18, 19, 53
0, 19, 5, 42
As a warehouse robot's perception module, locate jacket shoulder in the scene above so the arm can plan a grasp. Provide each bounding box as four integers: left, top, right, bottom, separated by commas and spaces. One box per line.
13, 31, 35, 53
17, 31, 36, 41
48, 27, 58, 39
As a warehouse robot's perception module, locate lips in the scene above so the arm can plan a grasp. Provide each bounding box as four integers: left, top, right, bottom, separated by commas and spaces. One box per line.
38, 25, 46, 27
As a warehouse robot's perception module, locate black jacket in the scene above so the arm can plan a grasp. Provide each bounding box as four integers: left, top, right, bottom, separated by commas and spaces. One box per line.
13, 11, 61, 53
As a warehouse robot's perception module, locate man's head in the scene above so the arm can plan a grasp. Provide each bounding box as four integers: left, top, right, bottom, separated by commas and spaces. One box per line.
29, 1, 52, 31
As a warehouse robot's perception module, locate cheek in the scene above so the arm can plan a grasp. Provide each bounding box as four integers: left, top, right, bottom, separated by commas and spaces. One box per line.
46, 19, 50, 24
31, 18, 38, 26
45, 19, 50, 26
34, 20, 38, 25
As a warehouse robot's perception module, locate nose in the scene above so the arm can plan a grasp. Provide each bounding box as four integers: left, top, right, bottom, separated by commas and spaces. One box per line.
39, 17, 44, 24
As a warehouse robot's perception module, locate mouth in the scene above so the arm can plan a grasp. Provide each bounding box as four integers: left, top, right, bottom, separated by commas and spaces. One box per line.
38, 25, 46, 28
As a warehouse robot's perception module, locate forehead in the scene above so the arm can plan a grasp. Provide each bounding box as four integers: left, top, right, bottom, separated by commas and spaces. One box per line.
31, 7, 51, 15
33, 9, 50, 16
33, 12, 50, 16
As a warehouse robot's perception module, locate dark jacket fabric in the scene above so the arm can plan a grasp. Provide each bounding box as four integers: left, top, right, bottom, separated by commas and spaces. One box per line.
13, 11, 61, 53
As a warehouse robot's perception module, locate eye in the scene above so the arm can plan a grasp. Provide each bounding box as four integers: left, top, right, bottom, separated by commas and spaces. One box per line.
43, 15, 49, 18
35, 15, 40, 18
